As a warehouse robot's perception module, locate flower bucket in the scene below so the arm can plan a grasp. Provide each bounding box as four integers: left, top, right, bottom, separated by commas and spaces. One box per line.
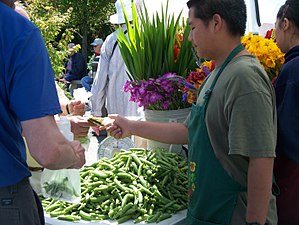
144, 108, 190, 154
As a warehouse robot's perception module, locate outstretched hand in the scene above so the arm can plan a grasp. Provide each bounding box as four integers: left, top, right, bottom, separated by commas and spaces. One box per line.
68, 100, 85, 116
105, 114, 132, 139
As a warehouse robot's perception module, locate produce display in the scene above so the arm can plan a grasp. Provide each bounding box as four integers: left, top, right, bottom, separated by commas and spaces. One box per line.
41, 148, 188, 224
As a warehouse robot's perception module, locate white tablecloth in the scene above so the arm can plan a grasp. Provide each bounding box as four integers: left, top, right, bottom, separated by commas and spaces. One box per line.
45, 209, 186, 225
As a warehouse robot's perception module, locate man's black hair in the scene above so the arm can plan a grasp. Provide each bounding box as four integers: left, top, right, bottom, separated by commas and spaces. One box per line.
187, 0, 247, 36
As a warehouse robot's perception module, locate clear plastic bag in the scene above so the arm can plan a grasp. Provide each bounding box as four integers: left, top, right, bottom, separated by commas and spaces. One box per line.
41, 168, 81, 203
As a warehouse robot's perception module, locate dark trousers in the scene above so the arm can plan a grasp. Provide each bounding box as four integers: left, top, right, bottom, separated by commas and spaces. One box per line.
274, 154, 299, 225
0, 177, 45, 225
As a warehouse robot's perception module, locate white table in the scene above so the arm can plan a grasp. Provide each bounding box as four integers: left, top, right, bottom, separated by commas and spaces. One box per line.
45, 209, 186, 225
44, 120, 187, 225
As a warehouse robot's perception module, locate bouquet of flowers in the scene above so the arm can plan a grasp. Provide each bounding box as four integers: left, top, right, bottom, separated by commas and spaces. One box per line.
123, 60, 215, 110
124, 73, 189, 110
241, 32, 284, 82
118, 1, 197, 110
182, 60, 215, 104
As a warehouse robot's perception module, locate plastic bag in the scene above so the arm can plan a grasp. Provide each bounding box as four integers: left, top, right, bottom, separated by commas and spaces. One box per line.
41, 116, 81, 203
41, 168, 81, 203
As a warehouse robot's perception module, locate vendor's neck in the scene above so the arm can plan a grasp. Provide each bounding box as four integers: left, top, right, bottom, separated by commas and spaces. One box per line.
214, 37, 243, 67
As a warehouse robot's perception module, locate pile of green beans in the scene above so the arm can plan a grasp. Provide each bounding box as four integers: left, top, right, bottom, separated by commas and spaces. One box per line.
41, 148, 188, 224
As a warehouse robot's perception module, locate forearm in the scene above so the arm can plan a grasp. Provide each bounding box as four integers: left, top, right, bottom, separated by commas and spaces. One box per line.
130, 121, 188, 145
56, 82, 70, 116
246, 157, 274, 224
60, 102, 70, 116
22, 116, 83, 169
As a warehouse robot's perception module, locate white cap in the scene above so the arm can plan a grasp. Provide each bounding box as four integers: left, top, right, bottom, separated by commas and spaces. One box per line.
110, 0, 133, 24
90, 38, 104, 46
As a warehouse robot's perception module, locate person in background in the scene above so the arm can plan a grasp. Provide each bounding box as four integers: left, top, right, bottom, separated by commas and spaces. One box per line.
273, 1, 299, 224
60, 43, 87, 85
81, 38, 104, 92
55, 83, 90, 139
0, 1, 85, 225
90, 0, 141, 119
105, 0, 277, 224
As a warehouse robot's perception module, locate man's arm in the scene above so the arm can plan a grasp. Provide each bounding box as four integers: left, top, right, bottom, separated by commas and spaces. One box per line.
107, 115, 188, 145
246, 157, 274, 225
21, 115, 85, 169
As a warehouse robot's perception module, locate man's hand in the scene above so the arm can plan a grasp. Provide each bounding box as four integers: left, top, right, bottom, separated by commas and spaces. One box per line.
69, 116, 91, 140
70, 140, 86, 169
105, 115, 132, 139
68, 100, 85, 116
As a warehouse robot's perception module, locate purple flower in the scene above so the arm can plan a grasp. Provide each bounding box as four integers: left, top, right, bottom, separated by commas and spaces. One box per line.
123, 72, 191, 110
203, 66, 211, 76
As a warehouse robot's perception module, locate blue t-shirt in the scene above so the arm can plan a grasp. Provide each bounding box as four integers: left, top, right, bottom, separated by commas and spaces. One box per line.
0, 3, 62, 187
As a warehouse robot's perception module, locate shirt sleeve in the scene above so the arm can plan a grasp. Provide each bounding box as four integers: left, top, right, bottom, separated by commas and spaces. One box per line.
90, 39, 111, 116
228, 91, 276, 157
9, 28, 61, 121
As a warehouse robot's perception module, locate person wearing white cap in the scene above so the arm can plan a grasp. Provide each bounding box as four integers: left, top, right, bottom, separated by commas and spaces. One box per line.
81, 38, 104, 92
90, 0, 142, 119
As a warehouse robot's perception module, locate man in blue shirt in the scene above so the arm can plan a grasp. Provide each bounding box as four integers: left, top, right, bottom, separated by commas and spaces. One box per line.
63, 43, 87, 82
0, 1, 86, 224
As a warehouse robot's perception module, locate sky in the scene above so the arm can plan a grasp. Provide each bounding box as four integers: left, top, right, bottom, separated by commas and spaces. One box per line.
141, 0, 286, 34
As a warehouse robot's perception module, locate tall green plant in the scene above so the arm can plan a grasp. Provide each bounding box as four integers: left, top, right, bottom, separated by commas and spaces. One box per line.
117, 1, 196, 81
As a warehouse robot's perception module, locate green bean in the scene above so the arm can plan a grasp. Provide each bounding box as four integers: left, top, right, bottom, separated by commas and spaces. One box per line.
114, 177, 131, 192
147, 211, 162, 223
89, 195, 110, 203
157, 213, 172, 222
91, 170, 110, 179
57, 215, 81, 221
79, 210, 94, 221
131, 153, 142, 166
137, 163, 143, 177
98, 162, 116, 171
49, 209, 65, 217
40, 148, 188, 224
137, 190, 143, 204
125, 156, 132, 169
121, 193, 134, 207
117, 214, 132, 224
117, 172, 133, 181
63, 203, 80, 213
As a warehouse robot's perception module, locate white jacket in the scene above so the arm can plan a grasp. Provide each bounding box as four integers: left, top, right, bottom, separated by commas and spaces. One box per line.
90, 25, 141, 117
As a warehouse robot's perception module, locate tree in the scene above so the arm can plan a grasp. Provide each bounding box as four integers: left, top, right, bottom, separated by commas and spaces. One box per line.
19, 0, 115, 76
51, 0, 115, 61
25, 0, 75, 77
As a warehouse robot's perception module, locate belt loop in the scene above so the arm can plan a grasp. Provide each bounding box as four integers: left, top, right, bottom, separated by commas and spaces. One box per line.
10, 182, 18, 195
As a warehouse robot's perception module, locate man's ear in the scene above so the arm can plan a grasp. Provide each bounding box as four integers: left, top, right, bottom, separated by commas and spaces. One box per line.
211, 13, 223, 32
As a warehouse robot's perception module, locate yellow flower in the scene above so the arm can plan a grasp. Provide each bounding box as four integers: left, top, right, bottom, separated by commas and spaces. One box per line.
241, 32, 285, 81
190, 162, 196, 172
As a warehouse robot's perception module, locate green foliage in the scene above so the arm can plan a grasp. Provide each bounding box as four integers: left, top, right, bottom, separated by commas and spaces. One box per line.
49, 0, 115, 60
21, 0, 115, 77
117, 1, 197, 81
26, 0, 75, 77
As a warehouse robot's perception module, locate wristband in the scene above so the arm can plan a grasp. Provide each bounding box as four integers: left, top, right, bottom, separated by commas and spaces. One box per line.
66, 103, 70, 114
